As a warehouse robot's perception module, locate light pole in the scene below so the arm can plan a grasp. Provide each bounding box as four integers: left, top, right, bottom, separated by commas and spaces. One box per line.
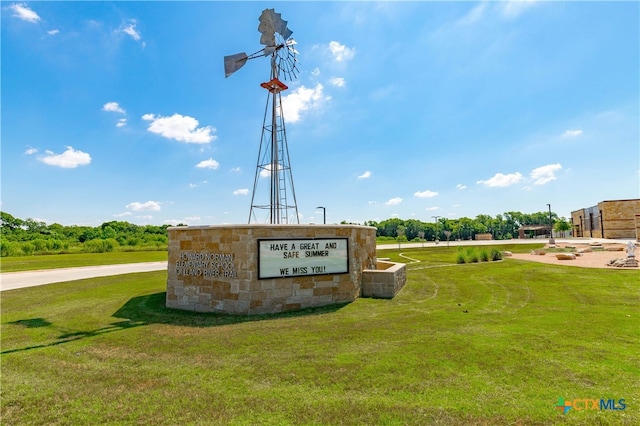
316, 206, 326, 225
432, 215, 441, 243
546, 203, 555, 245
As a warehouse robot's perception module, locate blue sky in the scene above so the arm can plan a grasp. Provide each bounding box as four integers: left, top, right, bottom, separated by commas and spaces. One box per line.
2, 1, 638, 226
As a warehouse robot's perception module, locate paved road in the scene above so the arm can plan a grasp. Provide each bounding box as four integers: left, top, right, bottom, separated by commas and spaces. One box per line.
1, 238, 631, 292
0, 261, 168, 292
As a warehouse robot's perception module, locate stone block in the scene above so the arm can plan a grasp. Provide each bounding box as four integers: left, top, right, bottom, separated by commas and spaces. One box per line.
313, 287, 332, 296
294, 288, 314, 297
270, 288, 293, 298
283, 303, 301, 311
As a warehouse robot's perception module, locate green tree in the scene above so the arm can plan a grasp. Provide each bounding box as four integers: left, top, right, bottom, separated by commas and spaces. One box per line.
1, 211, 24, 232
404, 219, 425, 241
554, 217, 572, 238
378, 218, 404, 238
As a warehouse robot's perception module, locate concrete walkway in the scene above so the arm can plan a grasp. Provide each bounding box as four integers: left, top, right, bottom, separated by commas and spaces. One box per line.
1, 238, 632, 292
0, 261, 168, 292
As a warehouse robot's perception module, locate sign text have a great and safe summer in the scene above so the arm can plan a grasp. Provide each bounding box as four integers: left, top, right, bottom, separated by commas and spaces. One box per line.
258, 238, 348, 279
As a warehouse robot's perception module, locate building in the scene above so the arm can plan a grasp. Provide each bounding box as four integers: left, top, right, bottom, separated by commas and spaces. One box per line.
518, 225, 551, 239
571, 199, 640, 240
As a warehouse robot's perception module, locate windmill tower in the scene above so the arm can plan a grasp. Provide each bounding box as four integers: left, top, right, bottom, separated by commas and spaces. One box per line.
224, 9, 300, 224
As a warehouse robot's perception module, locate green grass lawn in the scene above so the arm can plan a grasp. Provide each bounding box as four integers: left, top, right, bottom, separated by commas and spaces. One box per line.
1, 247, 638, 425
0, 251, 168, 273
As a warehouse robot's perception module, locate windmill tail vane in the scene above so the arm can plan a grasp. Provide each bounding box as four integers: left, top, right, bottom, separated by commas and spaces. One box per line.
223, 8, 298, 80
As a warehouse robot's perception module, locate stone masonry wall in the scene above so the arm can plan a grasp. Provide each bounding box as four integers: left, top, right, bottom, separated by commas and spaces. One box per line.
361, 260, 407, 299
166, 224, 377, 315
599, 199, 640, 239
572, 199, 640, 239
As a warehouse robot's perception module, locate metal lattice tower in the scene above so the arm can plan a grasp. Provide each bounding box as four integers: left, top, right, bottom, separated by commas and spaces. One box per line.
223, 9, 300, 224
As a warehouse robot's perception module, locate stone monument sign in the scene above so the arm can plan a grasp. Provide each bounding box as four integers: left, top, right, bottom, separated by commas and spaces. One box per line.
166, 224, 379, 315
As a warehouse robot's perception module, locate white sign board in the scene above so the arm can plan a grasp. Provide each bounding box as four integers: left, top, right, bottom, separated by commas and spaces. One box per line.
258, 238, 349, 279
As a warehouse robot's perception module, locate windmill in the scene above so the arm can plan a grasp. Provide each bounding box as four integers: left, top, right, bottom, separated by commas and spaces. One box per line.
224, 8, 300, 224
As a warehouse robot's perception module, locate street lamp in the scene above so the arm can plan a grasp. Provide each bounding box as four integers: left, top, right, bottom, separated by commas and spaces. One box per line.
316, 206, 326, 225
432, 215, 441, 243
546, 204, 555, 245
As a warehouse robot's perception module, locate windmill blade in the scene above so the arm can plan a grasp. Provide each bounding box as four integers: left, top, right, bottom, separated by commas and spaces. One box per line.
280, 27, 293, 40
224, 52, 248, 78
258, 9, 276, 46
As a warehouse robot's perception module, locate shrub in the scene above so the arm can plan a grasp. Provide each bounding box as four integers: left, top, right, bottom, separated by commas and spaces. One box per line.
46, 239, 62, 250
83, 238, 119, 253
32, 239, 48, 252
21, 242, 35, 255
0, 241, 21, 257
103, 238, 119, 252
480, 250, 489, 262
491, 249, 502, 261
456, 253, 466, 264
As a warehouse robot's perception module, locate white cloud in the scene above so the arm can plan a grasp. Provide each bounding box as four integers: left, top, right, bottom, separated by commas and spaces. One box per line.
25, 147, 38, 155
188, 181, 208, 188
281, 84, 325, 123
385, 197, 403, 206
311, 68, 320, 77
328, 41, 355, 62
425, 206, 440, 211
102, 102, 126, 114
195, 158, 220, 169
184, 216, 201, 223
116, 118, 127, 128
500, 0, 537, 20
329, 77, 346, 87
358, 171, 372, 179
414, 190, 438, 198
113, 212, 132, 218
456, 184, 467, 190
39, 146, 91, 168
47, 29, 59, 35
9, 3, 40, 23
457, 2, 486, 26
142, 113, 216, 144
562, 129, 583, 138
126, 201, 161, 212
121, 19, 141, 41
530, 163, 562, 185
231, 167, 241, 172
477, 172, 523, 187
233, 189, 249, 196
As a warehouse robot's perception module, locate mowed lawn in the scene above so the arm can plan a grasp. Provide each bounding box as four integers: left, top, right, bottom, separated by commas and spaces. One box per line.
1, 247, 638, 425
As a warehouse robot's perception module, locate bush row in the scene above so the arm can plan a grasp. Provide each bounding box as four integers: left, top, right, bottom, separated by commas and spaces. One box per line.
0, 238, 168, 257
456, 247, 503, 264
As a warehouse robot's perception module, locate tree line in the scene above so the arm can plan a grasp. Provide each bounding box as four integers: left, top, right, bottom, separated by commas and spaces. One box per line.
360, 211, 571, 243
0, 212, 176, 257
0, 210, 572, 257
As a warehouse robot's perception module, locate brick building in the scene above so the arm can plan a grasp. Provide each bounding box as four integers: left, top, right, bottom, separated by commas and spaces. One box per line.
571, 199, 640, 240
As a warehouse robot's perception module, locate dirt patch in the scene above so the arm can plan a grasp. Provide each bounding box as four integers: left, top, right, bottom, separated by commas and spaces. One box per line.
507, 243, 639, 269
